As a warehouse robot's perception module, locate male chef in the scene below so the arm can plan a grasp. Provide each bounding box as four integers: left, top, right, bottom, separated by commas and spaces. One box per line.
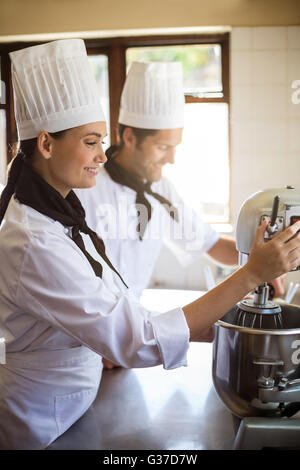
77, 61, 284, 305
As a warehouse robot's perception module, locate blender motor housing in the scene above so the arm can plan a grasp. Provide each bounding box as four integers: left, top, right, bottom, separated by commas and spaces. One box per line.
236, 186, 300, 268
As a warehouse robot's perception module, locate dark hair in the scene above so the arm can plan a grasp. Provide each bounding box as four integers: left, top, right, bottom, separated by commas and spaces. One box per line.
0, 130, 66, 223
105, 124, 157, 159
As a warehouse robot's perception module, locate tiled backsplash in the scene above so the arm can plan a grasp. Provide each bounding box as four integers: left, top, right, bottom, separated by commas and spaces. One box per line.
150, 26, 300, 293
231, 26, 300, 226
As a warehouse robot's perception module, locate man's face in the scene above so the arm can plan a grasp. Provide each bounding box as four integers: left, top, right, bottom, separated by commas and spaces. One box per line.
129, 128, 183, 182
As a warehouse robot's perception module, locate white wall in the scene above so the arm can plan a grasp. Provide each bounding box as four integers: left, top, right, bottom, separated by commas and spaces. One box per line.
230, 26, 300, 225
150, 26, 300, 293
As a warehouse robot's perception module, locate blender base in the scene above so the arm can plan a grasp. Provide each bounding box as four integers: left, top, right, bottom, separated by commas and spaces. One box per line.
233, 417, 300, 450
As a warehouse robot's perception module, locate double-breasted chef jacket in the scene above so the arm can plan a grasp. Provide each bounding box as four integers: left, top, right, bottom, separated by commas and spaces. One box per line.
77, 167, 220, 299
0, 195, 190, 450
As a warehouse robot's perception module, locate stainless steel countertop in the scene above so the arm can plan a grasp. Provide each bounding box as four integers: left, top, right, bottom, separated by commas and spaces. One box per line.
48, 289, 237, 450
48, 343, 236, 450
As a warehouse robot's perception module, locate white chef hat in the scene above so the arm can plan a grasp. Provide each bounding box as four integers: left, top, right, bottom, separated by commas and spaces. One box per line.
9, 39, 106, 140
118, 61, 184, 130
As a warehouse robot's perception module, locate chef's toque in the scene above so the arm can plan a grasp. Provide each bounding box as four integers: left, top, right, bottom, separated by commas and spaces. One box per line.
9, 39, 106, 140
118, 61, 184, 130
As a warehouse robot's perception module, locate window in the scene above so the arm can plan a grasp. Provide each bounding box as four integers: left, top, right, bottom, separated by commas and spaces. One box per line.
1, 33, 230, 223
0, 56, 7, 185
87, 54, 110, 150
0, 110, 6, 186
164, 102, 229, 223
126, 42, 229, 224
126, 44, 223, 97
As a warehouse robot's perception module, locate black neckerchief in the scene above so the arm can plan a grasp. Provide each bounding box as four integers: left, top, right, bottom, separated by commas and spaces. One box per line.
104, 156, 178, 240
15, 161, 128, 287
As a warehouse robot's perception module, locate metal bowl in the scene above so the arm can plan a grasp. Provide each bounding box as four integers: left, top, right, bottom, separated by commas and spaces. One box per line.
212, 303, 300, 418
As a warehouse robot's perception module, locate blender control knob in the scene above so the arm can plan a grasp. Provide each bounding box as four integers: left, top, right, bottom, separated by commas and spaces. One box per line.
286, 185, 295, 189
267, 195, 280, 235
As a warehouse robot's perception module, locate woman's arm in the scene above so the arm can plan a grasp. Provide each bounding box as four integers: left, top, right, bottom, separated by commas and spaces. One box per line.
183, 221, 300, 341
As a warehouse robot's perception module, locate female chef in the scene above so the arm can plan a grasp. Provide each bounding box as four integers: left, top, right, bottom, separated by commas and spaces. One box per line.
0, 39, 299, 450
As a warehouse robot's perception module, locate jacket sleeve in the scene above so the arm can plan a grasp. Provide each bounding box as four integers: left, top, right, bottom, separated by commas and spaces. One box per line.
16, 232, 190, 370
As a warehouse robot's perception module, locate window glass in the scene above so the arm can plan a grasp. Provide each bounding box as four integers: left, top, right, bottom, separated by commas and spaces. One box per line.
0, 110, 7, 186
87, 55, 110, 149
126, 44, 222, 98
163, 102, 229, 223
0, 57, 5, 105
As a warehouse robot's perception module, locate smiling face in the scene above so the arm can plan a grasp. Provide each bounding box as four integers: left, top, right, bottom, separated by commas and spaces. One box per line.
118, 128, 183, 183
34, 122, 107, 197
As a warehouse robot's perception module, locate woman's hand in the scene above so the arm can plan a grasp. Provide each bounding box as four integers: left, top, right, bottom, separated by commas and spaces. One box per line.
245, 220, 300, 286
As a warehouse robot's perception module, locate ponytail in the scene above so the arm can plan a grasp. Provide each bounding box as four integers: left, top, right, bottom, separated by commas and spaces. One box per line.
0, 138, 37, 224
0, 130, 68, 224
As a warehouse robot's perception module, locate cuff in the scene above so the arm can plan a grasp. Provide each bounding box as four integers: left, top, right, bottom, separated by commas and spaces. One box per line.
150, 307, 190, 370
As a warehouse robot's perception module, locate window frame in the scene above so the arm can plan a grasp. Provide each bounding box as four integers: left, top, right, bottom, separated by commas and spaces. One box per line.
85, 33, 230, 133
0, 33, 229, 150
0, 53, 12, 160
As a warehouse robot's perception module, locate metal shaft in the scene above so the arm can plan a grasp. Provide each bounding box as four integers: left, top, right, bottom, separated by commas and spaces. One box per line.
253, 283, 269, 307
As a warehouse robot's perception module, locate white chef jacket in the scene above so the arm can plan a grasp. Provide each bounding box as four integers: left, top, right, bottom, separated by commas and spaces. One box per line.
77, 168, 220, 298
0, 196, 190, 450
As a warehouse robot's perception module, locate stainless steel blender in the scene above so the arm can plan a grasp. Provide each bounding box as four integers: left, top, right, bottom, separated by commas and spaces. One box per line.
212, 186, 300, 449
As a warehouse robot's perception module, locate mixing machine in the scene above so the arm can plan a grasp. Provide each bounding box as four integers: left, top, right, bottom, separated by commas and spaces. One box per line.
212, 186, 300, 449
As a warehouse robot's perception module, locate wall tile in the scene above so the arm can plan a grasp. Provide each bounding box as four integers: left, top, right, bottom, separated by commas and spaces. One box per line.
231, 85, 288, 121
287, 26, 300, 49
231, 27, 252, 51
284, 153, 300, 184
253, 50, 287, 84
232, 152, 284, 186
231, 121, 288, 156
230, 85, 254, 120
248, 153, 286, 185
287, 50, 300, 83
251, 85, 287, 119
231, 152, 290, 225
288, 119, 300, 152
231, 183, 260, 225
253, 27, 287, 50
252, 121, 288, 153
230, 121, 255, 154
287, 50, 300, 116
231, 51, 253, 85
288, 79, 300, 117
